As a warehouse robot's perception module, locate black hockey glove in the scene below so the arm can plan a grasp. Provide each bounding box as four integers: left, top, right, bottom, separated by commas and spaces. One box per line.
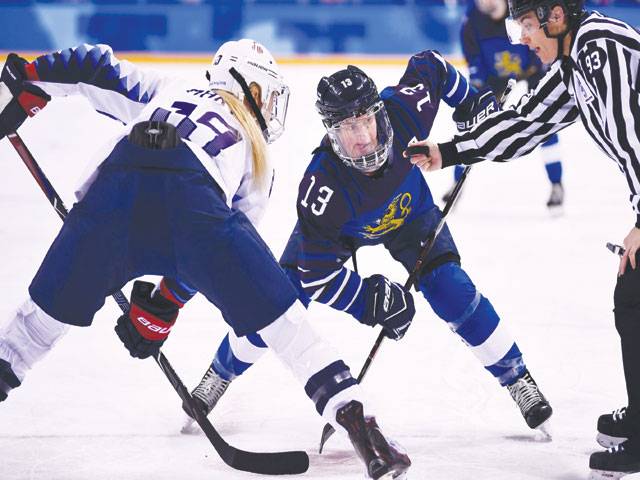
0, 53, 50, 140
452, 87, 499, 133
115, 281, 180, 359
362, 275, 415, 341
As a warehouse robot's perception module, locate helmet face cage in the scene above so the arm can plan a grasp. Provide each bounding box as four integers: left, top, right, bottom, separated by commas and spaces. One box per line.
263, 81, 290, 144
325, 101, 394, 173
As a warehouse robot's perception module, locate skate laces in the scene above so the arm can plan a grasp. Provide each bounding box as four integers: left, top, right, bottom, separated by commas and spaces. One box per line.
612, 407, 627, 423
507, 373, 543, 416
192, 367, 230, 411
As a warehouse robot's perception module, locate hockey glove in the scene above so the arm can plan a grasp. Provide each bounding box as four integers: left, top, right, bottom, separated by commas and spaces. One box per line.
452, 88, 499, 133
362, 275, 415, 341
0, 53, 50, 140
115, 280, 180, 359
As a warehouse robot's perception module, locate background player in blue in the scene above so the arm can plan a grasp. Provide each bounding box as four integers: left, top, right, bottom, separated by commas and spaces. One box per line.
0, 40, 411, 479
178, 50, 554, 437
442, 0, 565, 212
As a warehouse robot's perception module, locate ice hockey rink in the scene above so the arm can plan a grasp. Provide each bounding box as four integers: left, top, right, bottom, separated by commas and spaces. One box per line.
0, 60, 638, 480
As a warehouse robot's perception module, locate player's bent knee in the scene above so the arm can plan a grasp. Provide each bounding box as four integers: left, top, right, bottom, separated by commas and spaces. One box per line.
420, 262, 480, 326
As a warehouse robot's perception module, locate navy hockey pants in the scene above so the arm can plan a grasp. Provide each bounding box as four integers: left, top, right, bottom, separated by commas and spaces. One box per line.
29, 138, 298, 336
615, 253, 640, 429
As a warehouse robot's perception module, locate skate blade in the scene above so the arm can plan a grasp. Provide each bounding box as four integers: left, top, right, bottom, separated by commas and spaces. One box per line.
547, 205, 564, 218
596, 433, 627, 449
180, 417, 201, 435
534, 419, 553, 442
373, 471, 408, 480
589, 468, 633, 480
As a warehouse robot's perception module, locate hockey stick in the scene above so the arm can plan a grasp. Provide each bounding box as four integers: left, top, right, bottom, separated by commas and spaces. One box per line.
6, 131, 310, 475
318, 80, 517, 453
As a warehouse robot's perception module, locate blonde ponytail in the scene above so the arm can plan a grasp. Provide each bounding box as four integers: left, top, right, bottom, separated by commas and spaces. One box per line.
215, 90, 268, 190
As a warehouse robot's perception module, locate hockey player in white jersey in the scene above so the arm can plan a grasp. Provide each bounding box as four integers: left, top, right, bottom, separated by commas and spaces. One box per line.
0, 40, 410, 479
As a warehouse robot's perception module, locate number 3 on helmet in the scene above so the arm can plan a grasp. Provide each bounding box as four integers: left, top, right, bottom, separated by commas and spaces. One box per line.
207, 39, 290, 144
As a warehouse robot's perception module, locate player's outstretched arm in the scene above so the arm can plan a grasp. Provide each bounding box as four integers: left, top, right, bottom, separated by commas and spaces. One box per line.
18, 44, 167, 124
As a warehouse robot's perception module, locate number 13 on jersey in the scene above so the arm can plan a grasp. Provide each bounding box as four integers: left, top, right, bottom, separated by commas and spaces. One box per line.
300, 175, 334, 216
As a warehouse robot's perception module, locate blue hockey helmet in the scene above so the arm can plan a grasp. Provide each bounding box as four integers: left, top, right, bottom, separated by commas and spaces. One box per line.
316, 66, 393, 173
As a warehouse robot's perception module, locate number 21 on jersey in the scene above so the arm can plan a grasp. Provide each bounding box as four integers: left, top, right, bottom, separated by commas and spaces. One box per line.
300, 175, 334, 216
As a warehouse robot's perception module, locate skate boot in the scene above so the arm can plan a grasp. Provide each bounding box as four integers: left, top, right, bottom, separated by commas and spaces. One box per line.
589, 437, 640, 480
546, 182, 564, 211
506, 370, 553, 429
181, 366, 232, 434
597, 407, 640, 448
0, 359, 20, 402
336, 400, 411, 479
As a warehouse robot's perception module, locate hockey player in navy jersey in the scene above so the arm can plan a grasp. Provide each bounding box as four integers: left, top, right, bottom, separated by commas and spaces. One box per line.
179, 50, 554, 437
0, 40, 411, 479
442, 0, 565, 211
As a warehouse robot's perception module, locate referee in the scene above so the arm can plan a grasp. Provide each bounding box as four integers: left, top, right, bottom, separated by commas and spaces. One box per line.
412, 0, 640, 477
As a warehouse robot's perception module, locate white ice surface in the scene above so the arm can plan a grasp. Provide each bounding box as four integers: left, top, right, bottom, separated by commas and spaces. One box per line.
1, 62, 639, 480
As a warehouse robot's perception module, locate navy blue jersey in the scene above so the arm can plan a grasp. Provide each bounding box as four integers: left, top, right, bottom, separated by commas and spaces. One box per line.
280, 50, 471, 320
461, 5, 542, 94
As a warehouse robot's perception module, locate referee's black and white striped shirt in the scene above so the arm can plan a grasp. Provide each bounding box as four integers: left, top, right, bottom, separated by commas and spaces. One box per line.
440, 11, 640, 225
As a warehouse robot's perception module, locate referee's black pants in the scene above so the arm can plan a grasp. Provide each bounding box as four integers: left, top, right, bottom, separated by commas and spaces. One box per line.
615, 252, 640, 432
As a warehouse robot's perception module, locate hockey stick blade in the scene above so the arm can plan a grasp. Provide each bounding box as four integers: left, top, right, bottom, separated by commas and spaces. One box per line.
7, 131, 309, 476
155, 352, 309, 475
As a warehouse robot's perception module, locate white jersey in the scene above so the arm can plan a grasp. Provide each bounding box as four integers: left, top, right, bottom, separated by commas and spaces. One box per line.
26, 44, 270, 226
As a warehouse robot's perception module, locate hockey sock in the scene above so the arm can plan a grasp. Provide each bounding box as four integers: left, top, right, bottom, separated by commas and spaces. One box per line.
211, 331, 267, 381
420, 262, 525, 386
541, 134, 562, 184
258, 300, 362, 431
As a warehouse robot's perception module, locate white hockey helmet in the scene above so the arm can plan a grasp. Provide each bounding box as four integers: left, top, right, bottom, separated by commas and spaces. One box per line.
207, 39, 289, 144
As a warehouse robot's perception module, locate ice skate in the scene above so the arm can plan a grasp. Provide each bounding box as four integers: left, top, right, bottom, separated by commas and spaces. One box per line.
181, 366, 232, 434
590, 438, 640, 480
0, 359, 20, 402
546, 182, 564, 215
597, 407, 639, 448
506, 370, 553, 430
336, 400, 411, 479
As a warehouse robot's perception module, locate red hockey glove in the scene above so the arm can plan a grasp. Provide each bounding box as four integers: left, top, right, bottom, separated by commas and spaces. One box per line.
0, 53, 50, 139
115, 281, 180, 359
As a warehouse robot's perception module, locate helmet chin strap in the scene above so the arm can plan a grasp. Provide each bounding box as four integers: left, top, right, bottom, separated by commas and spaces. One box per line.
228, 67, 269, 139
541, 8, 579, 62
544, 26, 570, 62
